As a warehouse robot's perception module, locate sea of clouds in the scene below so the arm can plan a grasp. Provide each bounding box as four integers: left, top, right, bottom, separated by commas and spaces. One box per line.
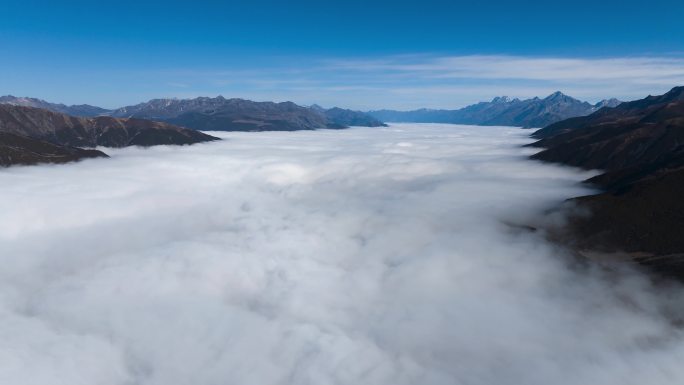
0, 124, 683, 385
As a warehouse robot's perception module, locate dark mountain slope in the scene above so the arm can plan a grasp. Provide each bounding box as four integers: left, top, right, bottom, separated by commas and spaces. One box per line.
0, 132, 107, 167
0, 104, 218, 148
529, 86, 684, 278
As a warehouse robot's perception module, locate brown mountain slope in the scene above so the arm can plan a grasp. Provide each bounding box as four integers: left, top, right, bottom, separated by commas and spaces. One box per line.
529, 86, 684, 279
0, 132, 107, 167
0, 104, 219, 148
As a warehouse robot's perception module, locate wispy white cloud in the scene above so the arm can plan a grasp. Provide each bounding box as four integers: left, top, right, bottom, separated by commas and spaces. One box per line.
166, 82, 190, 88
326, 55, 684, 82
6, 54, 684, 110
312, 55, 684, 108
156, 55, 684, 110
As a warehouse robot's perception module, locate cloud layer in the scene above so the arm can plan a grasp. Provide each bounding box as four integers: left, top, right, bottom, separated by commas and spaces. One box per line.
0, 125, 683, 385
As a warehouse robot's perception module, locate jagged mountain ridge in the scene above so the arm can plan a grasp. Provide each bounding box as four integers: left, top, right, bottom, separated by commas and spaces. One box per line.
1, 95, 386, 131
0, 95, 110, 117
109, 96, 385, 131
130, 98, 336, 132
368, 92, 622, 128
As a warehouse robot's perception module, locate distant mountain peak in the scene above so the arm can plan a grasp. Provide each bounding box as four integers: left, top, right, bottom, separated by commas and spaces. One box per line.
0, 95, 51, 105
0, 95, 110, 117
367, 91, 606, 128
664, 86, 684, 101
544, 91, 569, 101
491, 96, 512, 104
595, 98, 622, 109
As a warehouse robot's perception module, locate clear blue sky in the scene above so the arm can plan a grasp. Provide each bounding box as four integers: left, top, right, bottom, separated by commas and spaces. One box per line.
2, 0, 683, 109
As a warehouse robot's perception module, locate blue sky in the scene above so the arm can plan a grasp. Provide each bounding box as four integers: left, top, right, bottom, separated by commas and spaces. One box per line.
1, 0, 684, 109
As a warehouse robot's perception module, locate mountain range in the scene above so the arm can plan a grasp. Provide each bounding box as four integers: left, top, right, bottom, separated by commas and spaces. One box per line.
530, 86, 684, 279
0, 94, 387, 168
0, 95, 111, 117
0, 95, 386, 131
2, 92, 623, 132
109, 97, 387, 131
368, 92, 622, 128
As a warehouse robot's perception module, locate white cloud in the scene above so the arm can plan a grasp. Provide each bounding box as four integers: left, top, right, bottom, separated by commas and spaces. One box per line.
328, 55, 684, 82
0, 125, 683, 384
154, 55, 684, 110
5, 54, 684, 110
315, 55, 684, 108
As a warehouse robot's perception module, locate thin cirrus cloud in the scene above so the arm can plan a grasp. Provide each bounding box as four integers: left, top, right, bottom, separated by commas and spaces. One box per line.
149, 55, 684, 111
5, 54, 683, 110
308, 55, 684, 108
325, 55, 684, 82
